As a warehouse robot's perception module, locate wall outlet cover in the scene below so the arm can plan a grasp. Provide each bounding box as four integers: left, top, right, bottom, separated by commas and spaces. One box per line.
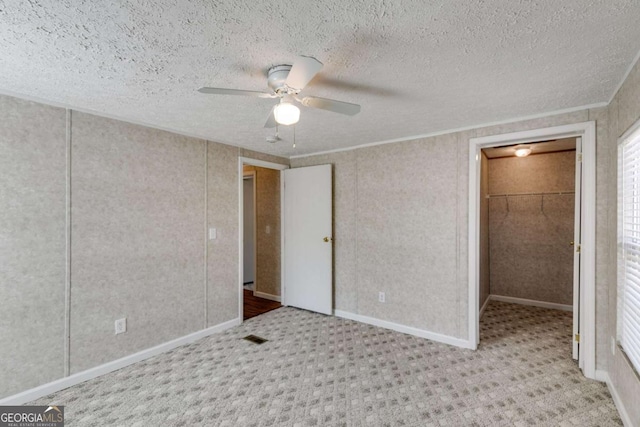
378, 292, 385, 303
115, 318, 127, 335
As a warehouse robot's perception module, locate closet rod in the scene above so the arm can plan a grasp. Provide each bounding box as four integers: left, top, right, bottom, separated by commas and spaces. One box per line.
487, 190, 575, 198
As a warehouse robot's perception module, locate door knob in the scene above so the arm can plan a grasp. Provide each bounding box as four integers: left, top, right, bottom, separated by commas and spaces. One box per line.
323, 236, 332, 242
570, 241, 574, 246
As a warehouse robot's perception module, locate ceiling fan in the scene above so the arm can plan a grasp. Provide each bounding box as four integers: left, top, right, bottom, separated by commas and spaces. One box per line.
198, 56, 361, 128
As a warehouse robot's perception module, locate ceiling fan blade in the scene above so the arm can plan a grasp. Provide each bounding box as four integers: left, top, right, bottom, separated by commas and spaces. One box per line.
198, 87, 274, 98
300, 96, 361, 116
264, 106, 277, 128
285, 56, 323, 91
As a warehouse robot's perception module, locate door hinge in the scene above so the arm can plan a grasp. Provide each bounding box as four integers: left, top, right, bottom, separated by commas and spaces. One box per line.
575, 333, 580, 343
577, 153, 583, 162
576, 244, 581, 253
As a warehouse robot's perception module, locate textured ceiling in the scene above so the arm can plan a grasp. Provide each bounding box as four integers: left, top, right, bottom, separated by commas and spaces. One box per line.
1, 1, 640, 157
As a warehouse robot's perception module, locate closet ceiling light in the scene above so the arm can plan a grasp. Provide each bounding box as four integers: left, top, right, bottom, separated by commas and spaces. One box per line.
514, 146, 532, 157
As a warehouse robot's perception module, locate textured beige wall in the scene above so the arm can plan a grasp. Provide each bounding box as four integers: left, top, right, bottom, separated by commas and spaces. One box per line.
292, 103, 620, 405
207, 142, 241, 326
241, 148, 289, 166
606, 57, 640, 425
488, 151, 576, 194
479, 152, 490, 311
591, 106, 612, 375
488, 151, 575, 305
0, 96, 67, 397
69, 113, 207, 373
0, 66, 629, 406
243, 165, 281, 297
0, 93, 290, 398
357, 136, 462, 336
290, 108, 612, 351
293, 132, 471, 338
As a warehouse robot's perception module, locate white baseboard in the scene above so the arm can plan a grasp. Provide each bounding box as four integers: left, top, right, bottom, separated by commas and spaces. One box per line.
490, 295, 573, 312
594, 369, 608, 383
253, 291, 281, 302
334, 310, 474, 349
599, 370, 633, 427
0, 317, 241, 405
479, 297, 490, 319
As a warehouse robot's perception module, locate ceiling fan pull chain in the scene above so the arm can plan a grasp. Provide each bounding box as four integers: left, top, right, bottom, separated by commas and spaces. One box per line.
293, 125, 296, 149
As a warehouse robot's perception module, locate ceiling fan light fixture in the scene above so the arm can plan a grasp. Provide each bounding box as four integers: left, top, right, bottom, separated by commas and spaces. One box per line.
274, 101, 300, 126
514, 146, 532, 157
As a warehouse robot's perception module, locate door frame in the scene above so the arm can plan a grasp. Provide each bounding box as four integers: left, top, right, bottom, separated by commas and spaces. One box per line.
238, 157, 289, 322
242, 171, 256, 288
572, 137, 583, 361
468, 121, 597, 380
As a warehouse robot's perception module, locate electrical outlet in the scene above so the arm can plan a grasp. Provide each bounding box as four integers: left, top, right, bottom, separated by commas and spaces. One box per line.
115, 318, 127, 335
209, 228, 217, 240
378, 292, 385, 303
265, 225, 271, 234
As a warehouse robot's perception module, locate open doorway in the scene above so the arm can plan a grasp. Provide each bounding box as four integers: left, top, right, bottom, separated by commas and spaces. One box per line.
469, 122, 597, 379
239, 158, 288, 321
479, 138, 578, 357
243, 172, 256, 291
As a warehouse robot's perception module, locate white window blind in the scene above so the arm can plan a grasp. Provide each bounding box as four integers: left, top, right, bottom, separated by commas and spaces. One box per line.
619, 121, 640, 373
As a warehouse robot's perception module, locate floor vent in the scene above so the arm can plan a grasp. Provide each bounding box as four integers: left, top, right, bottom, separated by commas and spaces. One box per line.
243, 335, 268, 344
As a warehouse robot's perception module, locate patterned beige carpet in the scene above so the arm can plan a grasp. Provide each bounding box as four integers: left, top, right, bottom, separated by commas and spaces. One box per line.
33, 301, 621, 426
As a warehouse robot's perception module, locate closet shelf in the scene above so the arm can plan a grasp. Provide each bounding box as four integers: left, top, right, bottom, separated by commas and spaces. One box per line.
487, 191, 575, 198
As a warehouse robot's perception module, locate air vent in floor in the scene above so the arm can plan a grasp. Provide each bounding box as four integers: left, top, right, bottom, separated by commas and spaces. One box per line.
243, 335, 268, 344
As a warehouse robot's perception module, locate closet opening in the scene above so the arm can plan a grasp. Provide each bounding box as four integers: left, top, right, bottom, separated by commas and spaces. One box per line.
468, 122, 597, 379
479, 138, 580, 360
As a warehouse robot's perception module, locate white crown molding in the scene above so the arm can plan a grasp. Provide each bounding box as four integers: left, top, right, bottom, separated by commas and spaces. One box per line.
608, 46, 640, 105
290, 102, 607, 159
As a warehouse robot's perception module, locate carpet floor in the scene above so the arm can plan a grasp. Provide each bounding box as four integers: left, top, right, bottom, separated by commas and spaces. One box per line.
33, 301, 621, 426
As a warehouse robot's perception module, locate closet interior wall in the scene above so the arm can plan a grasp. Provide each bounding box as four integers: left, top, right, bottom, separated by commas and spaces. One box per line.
487, 149, 576, 305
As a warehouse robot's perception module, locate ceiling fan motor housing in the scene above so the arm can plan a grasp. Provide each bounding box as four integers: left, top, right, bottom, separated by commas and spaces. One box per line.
268, 65, 298, 95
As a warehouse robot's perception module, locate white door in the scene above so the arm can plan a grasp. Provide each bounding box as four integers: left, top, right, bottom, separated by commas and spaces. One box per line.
572, 137, 582, 361
283, 164, 333, 315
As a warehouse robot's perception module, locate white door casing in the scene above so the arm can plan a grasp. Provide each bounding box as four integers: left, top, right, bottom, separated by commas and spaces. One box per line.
572, 138, 582, 361
238, 157, 288, 322
282, 164, 333, 315
243, 174, 256, 285
468, 122, 596, 380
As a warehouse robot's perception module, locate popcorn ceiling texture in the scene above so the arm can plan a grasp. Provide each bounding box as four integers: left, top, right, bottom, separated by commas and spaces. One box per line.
1, 0, 640, 156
